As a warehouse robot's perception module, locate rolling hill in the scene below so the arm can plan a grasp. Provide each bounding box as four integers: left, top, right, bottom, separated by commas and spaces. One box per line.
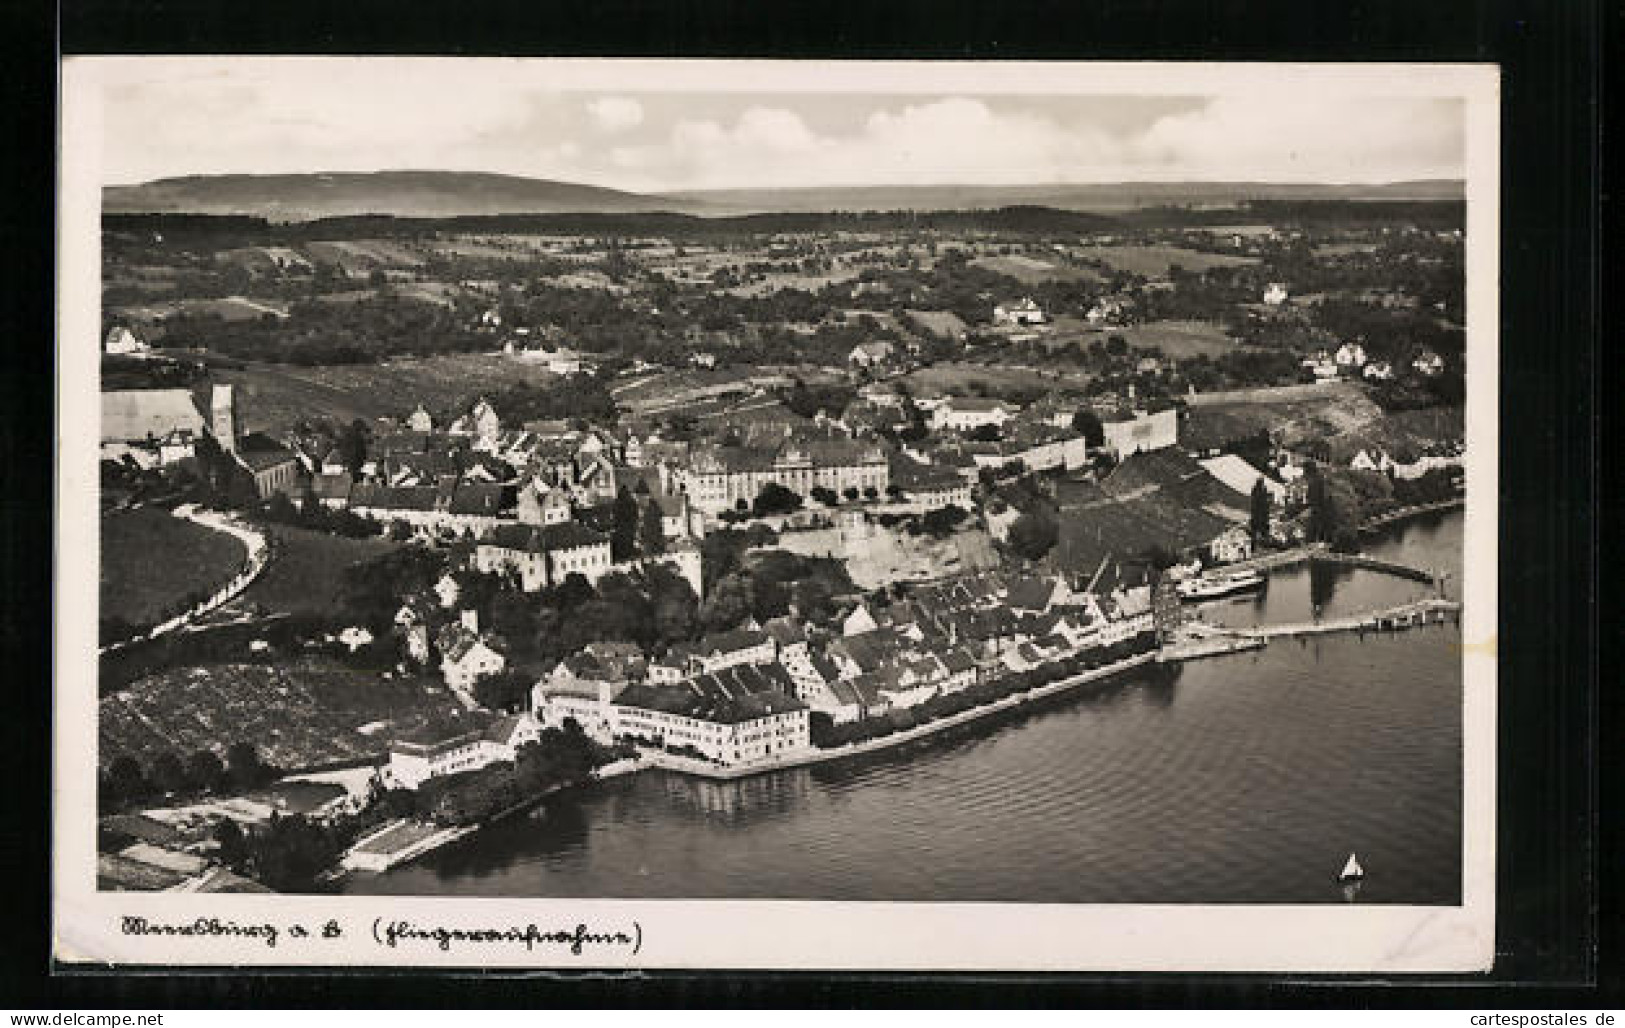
103, 170, 695, 221
672, 180, 1466, 214
103, 171, 1465, 221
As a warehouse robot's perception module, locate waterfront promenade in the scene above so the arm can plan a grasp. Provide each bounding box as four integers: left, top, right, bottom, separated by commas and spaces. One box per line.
647, 650, 1160, 782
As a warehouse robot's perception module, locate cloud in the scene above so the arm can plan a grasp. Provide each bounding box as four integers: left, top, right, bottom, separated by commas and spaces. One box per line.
93, 61, 1465, 190
1132, 95, 1465, 182
585, 96, 644, 133
577, 95, 1461, 190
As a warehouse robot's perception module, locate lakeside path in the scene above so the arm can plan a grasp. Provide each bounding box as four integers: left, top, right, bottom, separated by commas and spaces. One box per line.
646, 651, 1160, 782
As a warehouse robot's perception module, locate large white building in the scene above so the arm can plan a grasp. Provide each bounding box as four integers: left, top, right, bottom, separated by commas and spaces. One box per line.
1099, 408, 1178, 457
676, 441, 889, 516
930, 397, 1019, 433
472, 522, 614, 591
386, 712, 542, 790
535, 672, 812, 768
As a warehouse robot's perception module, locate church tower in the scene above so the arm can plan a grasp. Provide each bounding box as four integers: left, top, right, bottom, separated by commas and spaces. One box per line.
210, 384, 240, 454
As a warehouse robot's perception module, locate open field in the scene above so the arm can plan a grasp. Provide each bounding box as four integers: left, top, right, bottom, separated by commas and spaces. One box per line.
110, 296, 291, 324
99, 659, 464, 773
390, 281, 462, 307
102, 508, 248, 627
720, 266, 866, 298
1323, 406, 1465, 463
1082, 244, 1259, 277
901, 360, 1093, 398
1110, 319, 1238, 358
973, 253, 1104, 285
206, 353, 560, 433
1315, 241, 1383, 257
1187, 381, 1389, 447
234, 525, 401, 618
304, 239, 426, 273
1045, 317, 1239, 359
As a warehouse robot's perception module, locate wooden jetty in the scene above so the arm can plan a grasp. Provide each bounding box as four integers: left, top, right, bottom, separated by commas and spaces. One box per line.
1238, 597, 1462, 641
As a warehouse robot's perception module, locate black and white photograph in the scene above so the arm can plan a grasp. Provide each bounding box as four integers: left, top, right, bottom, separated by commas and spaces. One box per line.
54, 58, 1499, 971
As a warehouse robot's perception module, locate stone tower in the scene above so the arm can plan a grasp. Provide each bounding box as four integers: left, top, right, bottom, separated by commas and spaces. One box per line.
210, 384, 239, 454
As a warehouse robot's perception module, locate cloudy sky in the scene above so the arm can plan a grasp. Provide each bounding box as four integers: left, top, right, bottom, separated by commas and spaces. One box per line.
86, 59, 1467, 192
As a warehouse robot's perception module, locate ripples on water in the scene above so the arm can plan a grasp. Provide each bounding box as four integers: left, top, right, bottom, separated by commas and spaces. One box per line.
349, 511, 1464, 905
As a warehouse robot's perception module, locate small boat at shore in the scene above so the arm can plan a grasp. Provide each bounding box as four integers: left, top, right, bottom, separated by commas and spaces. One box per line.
1339, 852, 1365, 881
1178, 569, 1265, 601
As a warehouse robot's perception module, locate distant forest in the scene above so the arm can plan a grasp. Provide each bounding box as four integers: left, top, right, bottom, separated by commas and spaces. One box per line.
102, 199, 1465, 246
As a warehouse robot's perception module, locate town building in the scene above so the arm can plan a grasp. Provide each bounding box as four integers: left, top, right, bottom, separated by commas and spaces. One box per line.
386, 711, 542, 790
1263, 282, 1289, 306
235, 433, 303, 498
104, 325, 150, 355
538, 670, 811, 768
100, 389, 207, 465
435, 614, 505, 697
472, 522, 614, 592
1208, 524, 1254, 564
848, 340, 896, 369
1099, 407, 1178, 457
1412, 350, 1445, 376
676, 440, 889, 517
993, 297, 1047, 326
930, 397, 1018, 434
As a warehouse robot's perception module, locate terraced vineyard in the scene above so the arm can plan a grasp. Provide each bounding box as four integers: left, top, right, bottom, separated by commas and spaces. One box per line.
98, 660, 464, 773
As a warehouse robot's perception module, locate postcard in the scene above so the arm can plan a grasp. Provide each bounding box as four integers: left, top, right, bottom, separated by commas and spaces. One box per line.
56, 58, 1498, 971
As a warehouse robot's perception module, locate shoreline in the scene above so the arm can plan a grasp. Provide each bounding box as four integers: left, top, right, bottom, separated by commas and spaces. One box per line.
641, 650, 1160, 781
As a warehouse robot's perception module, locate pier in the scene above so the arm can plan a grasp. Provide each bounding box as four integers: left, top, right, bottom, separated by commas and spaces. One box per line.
1217, 544, 1446, 589
1235, 597, 1462, 641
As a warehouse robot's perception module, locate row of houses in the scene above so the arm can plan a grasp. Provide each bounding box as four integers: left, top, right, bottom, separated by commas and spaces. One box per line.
397, 565, 1164, 788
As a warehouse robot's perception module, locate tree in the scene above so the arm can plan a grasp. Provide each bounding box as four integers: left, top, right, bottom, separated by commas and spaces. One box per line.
186, 750, 227, 794
150, 751, 189, 795
1070, 409, 1106, 448
226, 741, 270, 790
966, 423, 1002, 442
1249, 477, 1272, 543
920, 504, 968, 537
752, 482, 803, 517
639, 500, 666, 556
248, 813, 341, 892
336, 418, 371, 479
1008, 507, 1060, 561
102, 754, 148, 806
699, 573, 753, 632
214, 818, 249, 869
1305, 462, 1336, 542
610, 486, 640, 562
647, 563, 700, 644
474, 669, 531, 712
842, 486, 860, 502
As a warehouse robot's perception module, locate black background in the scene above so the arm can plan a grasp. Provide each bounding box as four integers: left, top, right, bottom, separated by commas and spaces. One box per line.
0, 0, 1605, 1007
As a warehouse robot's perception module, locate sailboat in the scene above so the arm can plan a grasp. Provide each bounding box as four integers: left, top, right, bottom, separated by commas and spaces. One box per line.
1339, 852, 1365, 881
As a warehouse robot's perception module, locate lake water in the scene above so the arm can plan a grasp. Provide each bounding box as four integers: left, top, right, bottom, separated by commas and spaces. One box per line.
347, 509, 1463, 905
